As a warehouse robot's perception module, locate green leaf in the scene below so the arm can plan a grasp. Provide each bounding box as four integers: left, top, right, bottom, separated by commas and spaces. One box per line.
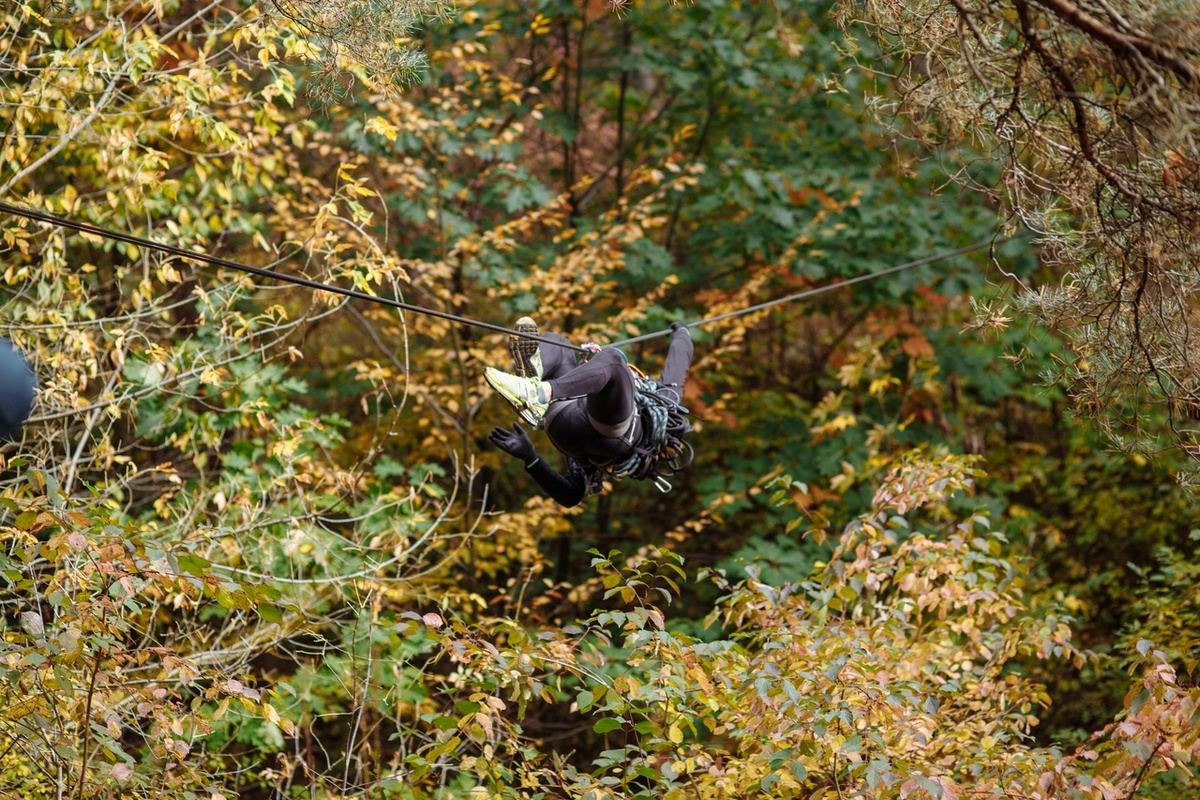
1123, 739, 1155, 762
593, 718, 623, 734
176, 553, 210, 577
1128, 688, 1150, 715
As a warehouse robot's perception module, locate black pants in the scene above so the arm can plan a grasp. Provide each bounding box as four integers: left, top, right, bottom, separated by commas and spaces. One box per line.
539, 335, 635, 426
537, 335, 636, 460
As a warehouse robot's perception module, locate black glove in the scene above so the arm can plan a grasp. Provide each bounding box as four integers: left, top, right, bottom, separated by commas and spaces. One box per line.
669, 321, 691, 337
489, 422, 539, 466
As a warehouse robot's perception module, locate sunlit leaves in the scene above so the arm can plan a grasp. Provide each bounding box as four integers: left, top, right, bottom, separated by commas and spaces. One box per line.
0, 2, 478, 795
3, 1, 1195, 798
429, 451, 1198, 798
264, 0, 446, 104
0, 484, 299, 796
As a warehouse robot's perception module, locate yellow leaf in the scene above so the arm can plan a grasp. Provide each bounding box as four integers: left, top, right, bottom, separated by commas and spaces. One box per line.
829, 413, 857, 432
868, 376, 899, 395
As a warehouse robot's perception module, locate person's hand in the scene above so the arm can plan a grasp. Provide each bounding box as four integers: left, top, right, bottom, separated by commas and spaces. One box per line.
489, 422, 538, 465
669, 321, 691, 337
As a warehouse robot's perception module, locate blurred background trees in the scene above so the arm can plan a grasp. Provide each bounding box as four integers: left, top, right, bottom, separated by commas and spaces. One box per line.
1, 0, 1197, 797
847, 0, 1200, 480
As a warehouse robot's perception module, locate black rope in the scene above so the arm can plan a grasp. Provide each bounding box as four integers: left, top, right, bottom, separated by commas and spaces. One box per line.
0, 200, 586, 353
0, 201, 1005, 352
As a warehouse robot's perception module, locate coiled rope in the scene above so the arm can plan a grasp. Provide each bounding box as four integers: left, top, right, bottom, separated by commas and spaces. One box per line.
605, 378, 694, 492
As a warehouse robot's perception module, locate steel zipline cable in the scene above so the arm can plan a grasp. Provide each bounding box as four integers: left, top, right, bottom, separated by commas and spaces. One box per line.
0, 200, 1001, 351
609, 238, 1000, 347
0, 200, 589, 353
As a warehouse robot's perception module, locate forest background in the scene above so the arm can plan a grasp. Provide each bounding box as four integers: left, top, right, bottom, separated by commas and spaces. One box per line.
1, 0, 1199, 797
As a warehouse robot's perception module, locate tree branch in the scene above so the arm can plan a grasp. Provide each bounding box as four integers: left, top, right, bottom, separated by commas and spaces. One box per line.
1032, 0, 1200, 88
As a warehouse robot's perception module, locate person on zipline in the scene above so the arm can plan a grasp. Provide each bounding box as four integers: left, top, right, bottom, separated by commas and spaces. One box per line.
485, 318, 694, 507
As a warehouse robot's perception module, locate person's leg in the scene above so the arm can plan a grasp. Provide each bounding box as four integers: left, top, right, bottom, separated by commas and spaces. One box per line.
488, 328, 579, 429
546, 348, 635, 426
537, 333, 579, 381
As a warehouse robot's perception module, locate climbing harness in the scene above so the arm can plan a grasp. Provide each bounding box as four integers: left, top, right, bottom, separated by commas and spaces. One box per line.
539, 352, 693, 493
597, 373, 694, 493
0, 200, 1008, 352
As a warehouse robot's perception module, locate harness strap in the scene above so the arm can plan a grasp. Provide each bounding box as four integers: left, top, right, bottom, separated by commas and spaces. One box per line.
595, 377, 694, 490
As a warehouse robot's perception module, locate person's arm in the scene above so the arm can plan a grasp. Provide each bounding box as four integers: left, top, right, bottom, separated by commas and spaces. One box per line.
524, 456, 590, 508
489, 422, 590, 507
659, 322, 693, 403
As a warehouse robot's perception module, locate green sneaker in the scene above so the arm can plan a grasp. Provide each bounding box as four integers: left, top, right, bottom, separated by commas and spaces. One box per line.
484, 366, 548, 428
508, 316, 543, 379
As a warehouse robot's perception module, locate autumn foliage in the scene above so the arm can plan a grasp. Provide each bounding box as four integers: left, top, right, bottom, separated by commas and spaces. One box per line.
1, 1, 1199, 798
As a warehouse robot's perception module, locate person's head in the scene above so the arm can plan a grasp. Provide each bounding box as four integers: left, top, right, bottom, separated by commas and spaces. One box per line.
0, 338, 36, 441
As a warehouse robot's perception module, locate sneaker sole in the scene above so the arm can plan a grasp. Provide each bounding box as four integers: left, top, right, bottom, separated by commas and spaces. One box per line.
508, 317, 541, 379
